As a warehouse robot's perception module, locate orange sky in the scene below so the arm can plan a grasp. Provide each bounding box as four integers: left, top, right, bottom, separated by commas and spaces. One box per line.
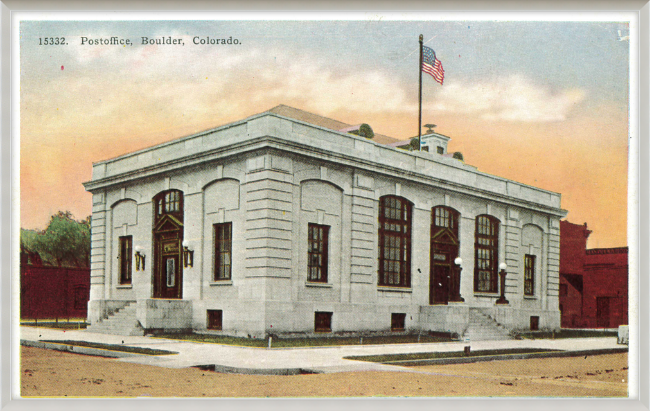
20, 99, 628, 248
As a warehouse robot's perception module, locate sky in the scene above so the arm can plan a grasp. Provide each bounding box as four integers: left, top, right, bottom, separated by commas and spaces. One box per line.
18, 16, 632, 248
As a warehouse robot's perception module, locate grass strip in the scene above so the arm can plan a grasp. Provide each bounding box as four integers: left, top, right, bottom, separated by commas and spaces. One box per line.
154, 333, 456, 348
21, 322, 87, 330
516, 330, 618, 339
345, 348, 562, 363
41, 340, 177, 356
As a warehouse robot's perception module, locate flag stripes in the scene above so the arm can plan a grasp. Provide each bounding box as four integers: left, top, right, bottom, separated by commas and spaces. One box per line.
422, 46, 444, 85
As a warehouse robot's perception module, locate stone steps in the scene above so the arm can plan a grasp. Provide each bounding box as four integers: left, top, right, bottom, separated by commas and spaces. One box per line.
464, 309, 513, 341
86, 302, 145, 336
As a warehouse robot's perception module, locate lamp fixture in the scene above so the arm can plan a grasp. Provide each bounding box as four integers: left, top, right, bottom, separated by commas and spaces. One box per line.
135, 246, 146, 271
182, 240, 194, 268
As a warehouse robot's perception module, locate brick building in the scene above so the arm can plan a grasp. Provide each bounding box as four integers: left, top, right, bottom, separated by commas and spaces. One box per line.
559, 220, 628, 328
20, 248, 90, 320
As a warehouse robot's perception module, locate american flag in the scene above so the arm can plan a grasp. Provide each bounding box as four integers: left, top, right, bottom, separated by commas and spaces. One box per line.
422, 46, 444, 85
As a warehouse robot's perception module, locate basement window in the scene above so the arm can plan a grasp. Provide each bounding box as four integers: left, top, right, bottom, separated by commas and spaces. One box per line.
207, 310, 223, 331
391, 313, 406, 332
314, 312, 332, 333
530, 316, 539, 331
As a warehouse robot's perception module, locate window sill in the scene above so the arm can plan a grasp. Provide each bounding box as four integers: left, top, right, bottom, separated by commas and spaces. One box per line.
473, 292, 499, 298
210, 280, 233, 286
523, 295, 538, 300
116, 284, 133, 289
378, 286, 412, 293
305, 282, 333, 288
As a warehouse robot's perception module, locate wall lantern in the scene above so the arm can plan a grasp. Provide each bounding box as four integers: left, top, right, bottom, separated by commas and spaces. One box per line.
135, 246, 146, 271
496, 263, 509, 305
182, 240, 194, 268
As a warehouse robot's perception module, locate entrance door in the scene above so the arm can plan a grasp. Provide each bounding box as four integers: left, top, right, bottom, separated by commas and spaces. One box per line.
152, 190, 184, 299
153, 229, 183, 299
596, 297, 610, 328
431, 261, 450, 305
430, 207, 460, 305
430, 239, 457, 305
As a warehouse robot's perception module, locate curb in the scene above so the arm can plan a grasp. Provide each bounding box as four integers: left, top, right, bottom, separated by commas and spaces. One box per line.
20, 339, 175, 359
379, 347, 629, 366
195, 364, 320, 375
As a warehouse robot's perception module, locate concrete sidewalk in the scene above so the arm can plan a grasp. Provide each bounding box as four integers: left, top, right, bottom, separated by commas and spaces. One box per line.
20, 326, 625, 375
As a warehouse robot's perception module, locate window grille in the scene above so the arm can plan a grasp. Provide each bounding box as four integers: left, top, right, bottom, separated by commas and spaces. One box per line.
308, 224, 329, 282
378, 196, 412, 287
214, 223, 232, 281
474, 215, 499, 293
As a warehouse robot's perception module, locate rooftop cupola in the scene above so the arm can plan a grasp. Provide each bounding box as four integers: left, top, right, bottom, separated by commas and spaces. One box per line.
420, 124, 450, 154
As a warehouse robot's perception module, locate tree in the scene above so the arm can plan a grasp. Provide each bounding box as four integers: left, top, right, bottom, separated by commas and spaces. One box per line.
349, 123, 375, 139
20, 211, 91, 268
453, 152, 464, 161
358, 123, 374, 139
410, 137, 420, 151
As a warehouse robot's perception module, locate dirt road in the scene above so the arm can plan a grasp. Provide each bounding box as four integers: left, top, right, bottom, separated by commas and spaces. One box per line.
20, 346, 627, 398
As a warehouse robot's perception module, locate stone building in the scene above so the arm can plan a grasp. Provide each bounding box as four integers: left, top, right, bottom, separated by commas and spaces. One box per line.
83, 105, 566, 337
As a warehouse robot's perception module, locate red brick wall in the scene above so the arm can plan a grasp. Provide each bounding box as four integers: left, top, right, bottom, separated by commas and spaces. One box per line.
559, 276, 583, 328
559, 220, 591, 275
20, 265, 90, 320
581, 248, 628, 328
559, 220, 590, 328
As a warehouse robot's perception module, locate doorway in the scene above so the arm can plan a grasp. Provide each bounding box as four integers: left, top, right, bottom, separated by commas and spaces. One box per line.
430, 206, 460, 305
152, 190, 184, 299
596, 297, 610, 328
431, 260, 451, 305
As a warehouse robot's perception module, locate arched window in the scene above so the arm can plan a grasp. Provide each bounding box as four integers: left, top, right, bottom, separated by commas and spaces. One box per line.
474, 215, 499, 293
432, 206, 459, 239
153, 190, 184, 223
378, 196, 412, 287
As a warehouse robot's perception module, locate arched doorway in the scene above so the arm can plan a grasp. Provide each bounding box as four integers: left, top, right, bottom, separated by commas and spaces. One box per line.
152, 190, 184, 299
430, 206, 460, 305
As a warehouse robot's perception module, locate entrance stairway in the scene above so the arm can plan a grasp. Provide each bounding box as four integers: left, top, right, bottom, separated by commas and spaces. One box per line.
463, 308, 513, 341
86, 301, 145, 336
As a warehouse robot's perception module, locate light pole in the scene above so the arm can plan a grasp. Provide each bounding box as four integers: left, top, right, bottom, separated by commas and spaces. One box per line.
452, 257, 465, 302
496, 262, 509, 305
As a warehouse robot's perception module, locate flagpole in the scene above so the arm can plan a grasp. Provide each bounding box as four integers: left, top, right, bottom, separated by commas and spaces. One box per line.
418, 34, 423, 151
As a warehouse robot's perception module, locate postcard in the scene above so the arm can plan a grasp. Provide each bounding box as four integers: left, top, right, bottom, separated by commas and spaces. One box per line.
12, 10, 639, 401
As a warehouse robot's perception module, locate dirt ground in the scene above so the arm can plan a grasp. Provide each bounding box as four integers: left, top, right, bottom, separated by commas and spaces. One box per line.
20, 346, 628, 398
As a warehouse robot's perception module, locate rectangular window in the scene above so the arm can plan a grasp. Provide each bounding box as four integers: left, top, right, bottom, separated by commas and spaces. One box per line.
119, 236, 133, 285
165, 191, 180, 212
524, 254, 536, 296
308, 224, 329, 282
207, 310, 223, 330
166, 258, 175, 287
391, 313, 406, 331
435, 207, 450, 228
315, 312, 332, 332
214, 223, 232, 281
